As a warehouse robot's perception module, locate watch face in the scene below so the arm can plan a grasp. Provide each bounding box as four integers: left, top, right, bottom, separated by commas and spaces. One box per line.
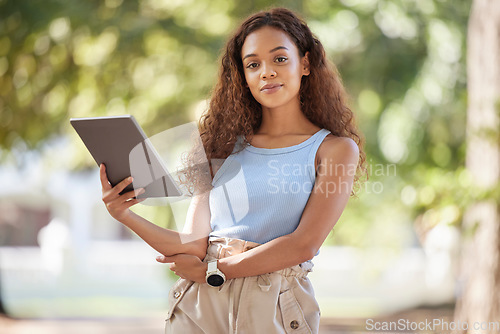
207, 274, 224, 287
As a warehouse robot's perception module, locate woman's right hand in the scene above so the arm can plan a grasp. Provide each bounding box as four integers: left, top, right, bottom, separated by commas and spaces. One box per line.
100, 163, 145, 222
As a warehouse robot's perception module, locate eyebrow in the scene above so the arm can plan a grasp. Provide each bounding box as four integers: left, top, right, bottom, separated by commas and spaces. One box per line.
242, 46, 289, 61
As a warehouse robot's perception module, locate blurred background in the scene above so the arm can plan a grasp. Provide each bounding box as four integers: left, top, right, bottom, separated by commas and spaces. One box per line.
2, 0, 500, 333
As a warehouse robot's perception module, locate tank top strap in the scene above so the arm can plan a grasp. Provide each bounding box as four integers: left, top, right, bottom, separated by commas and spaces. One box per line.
307, 129, 331, 183
211, 136, 246, 186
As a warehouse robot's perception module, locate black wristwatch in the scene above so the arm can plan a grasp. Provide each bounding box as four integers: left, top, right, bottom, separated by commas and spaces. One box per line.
206, 260, 226, 287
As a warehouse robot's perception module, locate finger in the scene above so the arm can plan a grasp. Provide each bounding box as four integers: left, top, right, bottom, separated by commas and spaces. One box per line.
114, 176, 134, 195
99, 164, 112, 190
122, 188, 145, 201
122, 197, 144, 209
156, 255, 176, 263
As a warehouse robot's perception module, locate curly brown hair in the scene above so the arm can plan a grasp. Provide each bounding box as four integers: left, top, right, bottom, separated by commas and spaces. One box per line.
178, 7, 367, 196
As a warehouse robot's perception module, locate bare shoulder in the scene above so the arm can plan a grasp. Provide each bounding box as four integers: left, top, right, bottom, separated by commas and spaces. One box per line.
317, 135, 359, 168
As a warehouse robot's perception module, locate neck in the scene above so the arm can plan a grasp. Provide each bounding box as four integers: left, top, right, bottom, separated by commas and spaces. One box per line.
257, 100, 319, 136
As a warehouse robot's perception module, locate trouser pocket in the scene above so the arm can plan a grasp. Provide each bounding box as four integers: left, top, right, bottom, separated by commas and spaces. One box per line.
165, 278, 194, 321
278, 288, 313, 334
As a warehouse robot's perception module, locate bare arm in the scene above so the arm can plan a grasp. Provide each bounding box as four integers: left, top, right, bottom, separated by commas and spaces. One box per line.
160, 137, 360, 282
100, 164, 211, 259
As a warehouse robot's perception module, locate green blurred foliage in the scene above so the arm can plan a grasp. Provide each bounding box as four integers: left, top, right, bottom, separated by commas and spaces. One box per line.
0, 0, 472, 248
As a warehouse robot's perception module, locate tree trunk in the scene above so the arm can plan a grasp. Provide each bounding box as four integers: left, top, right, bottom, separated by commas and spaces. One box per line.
0, 256, 6, 316
454, 0, 500, 333
0, 280, 5, 316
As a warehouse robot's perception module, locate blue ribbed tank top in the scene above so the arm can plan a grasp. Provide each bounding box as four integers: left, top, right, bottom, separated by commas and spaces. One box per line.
208, 128, 331, 244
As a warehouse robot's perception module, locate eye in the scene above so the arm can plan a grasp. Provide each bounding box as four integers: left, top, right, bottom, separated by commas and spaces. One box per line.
246, 62, 259, 69
275, 56, 288, 63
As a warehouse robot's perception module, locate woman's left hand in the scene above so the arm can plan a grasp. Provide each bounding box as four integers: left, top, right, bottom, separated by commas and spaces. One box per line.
157, 254, 208, 284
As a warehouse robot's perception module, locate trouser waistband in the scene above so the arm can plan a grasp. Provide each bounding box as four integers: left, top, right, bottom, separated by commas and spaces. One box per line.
205, 236, 314, 279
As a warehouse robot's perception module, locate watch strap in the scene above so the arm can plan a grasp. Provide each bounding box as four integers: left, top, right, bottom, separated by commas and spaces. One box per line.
207, 260, 218, 272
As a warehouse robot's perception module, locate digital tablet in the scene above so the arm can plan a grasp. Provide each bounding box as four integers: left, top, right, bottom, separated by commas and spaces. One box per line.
70, 115, 183, 198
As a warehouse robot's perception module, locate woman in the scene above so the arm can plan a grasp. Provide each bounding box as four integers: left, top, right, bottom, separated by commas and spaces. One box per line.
100, 7, 366, 334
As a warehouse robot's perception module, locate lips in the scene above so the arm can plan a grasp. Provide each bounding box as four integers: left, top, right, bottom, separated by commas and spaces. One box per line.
260, 83, 283, 93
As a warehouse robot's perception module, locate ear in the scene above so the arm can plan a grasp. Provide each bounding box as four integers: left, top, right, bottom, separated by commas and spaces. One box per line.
301, 52, 310, 76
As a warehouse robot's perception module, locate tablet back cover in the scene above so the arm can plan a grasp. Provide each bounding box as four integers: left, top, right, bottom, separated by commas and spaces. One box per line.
70, 115, 182, 198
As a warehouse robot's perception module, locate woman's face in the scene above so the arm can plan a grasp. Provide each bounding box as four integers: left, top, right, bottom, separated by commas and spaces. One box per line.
241, 26, 309, 111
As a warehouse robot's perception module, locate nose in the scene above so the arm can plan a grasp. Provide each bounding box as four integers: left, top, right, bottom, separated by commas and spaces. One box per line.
260, 63, 276, 79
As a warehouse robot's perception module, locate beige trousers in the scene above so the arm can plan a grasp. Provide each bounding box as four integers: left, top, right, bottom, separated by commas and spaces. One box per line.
165, 236, 321, 334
